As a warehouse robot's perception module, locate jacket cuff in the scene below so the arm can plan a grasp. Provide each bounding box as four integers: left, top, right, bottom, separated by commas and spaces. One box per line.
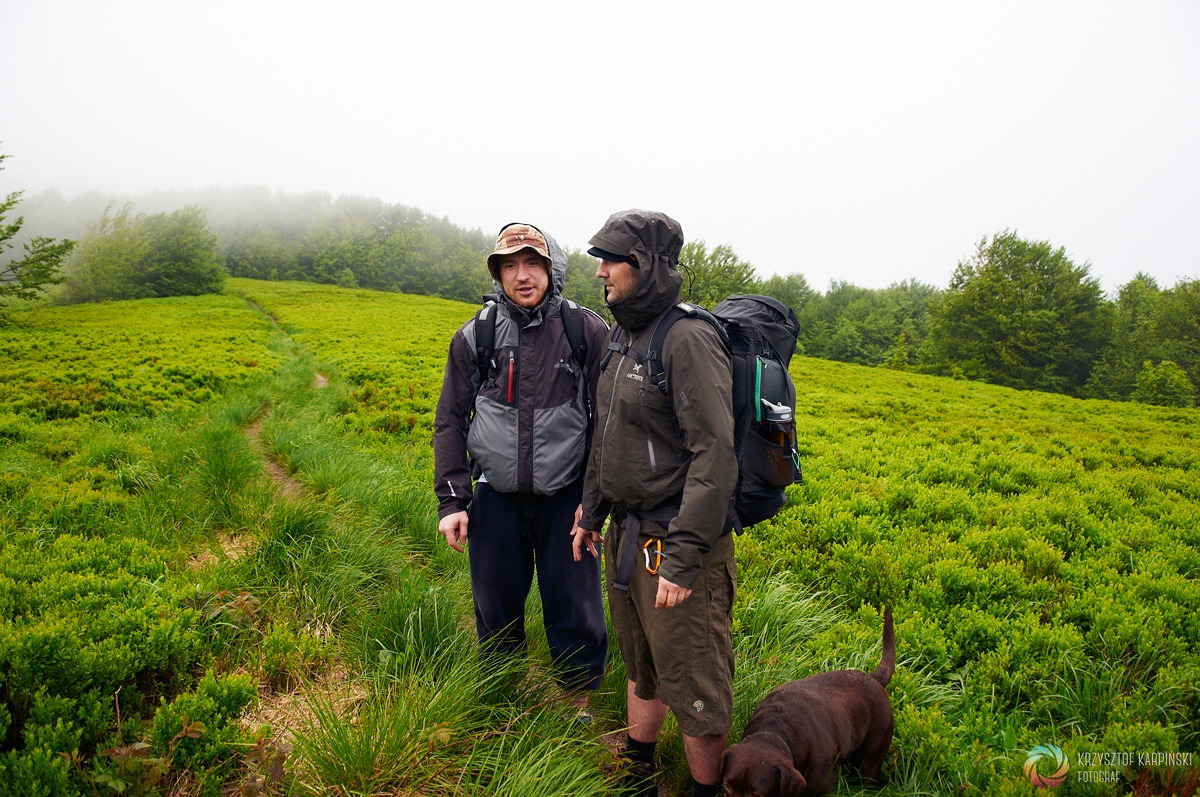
438, 500, 469, 520
658, 562, 698, 590
579, 499, 612, 532
578, 512, 608, 532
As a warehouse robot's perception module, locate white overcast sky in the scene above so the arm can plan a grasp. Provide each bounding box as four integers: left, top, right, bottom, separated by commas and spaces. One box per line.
2, 0, 1197, 293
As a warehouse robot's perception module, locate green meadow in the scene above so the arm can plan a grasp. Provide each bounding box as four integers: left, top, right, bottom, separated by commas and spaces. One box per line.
0, 278, 1196, 796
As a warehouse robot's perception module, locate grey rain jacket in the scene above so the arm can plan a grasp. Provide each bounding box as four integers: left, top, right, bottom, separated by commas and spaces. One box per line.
579, 210, 737, 589
433, 226, 608, 518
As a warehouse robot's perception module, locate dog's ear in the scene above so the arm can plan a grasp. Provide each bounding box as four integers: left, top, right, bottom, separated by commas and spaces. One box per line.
776, 763, 807, 797
720, 749, 746, 796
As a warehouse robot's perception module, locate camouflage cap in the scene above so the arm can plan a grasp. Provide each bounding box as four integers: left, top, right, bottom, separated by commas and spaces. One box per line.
487, 223, 551, 276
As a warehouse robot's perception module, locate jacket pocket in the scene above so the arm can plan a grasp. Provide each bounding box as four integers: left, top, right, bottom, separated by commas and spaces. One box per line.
467, 395, 519, 493
531, 399, 587, 495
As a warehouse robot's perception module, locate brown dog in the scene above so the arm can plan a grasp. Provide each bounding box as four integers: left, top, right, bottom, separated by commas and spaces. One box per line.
722, 611, 895, 797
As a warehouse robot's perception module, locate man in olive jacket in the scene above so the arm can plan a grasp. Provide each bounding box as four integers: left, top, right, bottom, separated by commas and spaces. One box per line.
573, 210, 737, 797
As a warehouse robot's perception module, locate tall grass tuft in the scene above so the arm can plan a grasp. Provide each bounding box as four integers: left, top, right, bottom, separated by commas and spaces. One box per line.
356, 567, 474, 680
455, 729, 617, 797
249, 498, 330, 580
186, 423, 263, 524
376, 483, 458, 571
292, 653, 613, 797
732, 577, 844, 732
736, 576, 842, 662
210, 383, 273, 428
239, 500, 409, 633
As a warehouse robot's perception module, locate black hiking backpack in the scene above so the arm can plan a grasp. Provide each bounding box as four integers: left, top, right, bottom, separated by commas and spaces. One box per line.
600, 294, 803, 532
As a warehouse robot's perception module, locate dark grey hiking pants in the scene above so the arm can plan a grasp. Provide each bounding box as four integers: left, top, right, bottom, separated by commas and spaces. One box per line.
466, 478, 608, 691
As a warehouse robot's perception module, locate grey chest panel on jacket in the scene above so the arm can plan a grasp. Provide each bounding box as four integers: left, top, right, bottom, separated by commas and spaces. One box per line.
465, 305, 589, 496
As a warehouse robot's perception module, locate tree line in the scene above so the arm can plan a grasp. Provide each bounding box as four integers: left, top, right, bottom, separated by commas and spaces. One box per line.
8, 178, 1198, 408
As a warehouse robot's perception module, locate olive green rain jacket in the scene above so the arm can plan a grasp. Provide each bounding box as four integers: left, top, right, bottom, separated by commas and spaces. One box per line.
580, 210, 737, 589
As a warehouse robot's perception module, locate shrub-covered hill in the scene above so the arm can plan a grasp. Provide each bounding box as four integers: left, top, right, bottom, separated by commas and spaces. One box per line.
231, 279, 1200, 794
0, 279, 1196, 796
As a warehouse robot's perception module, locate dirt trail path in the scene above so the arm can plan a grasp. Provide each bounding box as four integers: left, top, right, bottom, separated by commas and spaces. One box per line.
246, 416, 305, 501
237, 369, 368, 745
248, 372, 329, 500
239, 294, 331, 498
186, 370, 330, 572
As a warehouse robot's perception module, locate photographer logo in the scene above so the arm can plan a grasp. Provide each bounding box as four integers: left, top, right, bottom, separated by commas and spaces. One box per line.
1025, 744, 1069, 788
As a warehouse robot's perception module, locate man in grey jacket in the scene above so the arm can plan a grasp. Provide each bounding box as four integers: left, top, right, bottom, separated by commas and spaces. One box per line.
573, 210, 737, 797
433, 222, 608, 710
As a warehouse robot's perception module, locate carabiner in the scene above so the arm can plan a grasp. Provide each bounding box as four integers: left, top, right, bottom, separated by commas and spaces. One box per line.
642, 538, 663, 575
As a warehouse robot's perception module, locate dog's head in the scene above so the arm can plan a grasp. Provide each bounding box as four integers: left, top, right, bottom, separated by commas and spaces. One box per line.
721, 738, 807, 797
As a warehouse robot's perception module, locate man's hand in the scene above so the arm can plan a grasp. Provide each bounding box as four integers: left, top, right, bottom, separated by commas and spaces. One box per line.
438, 511, 469, 552
655, 576, 692, 608
571, 503, 602, 562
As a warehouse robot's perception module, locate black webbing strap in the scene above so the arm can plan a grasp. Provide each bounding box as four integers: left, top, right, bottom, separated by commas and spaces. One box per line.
474, 300, 499, 379
598, 324, 627, 373
611, 503, 682, 592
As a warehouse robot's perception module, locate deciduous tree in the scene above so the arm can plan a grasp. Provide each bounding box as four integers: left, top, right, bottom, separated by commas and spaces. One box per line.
679, 241, 757, 308
221, 226, 297, 281
1153, 279, 1200, 391
757, 272, 816, 315
1082, 273, 1159, 400
1132, 360, 1196, 407
924, 231, 1106, 394
61, 205, 223, 303
133, 205, 223, 297
0, 152, 76, 322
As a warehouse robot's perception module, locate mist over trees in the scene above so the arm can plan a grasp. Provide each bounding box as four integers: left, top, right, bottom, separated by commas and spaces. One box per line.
15, 186, 1198, 407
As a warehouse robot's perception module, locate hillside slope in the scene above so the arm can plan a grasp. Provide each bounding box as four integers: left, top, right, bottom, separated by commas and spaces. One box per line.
0, 280, 1194, 795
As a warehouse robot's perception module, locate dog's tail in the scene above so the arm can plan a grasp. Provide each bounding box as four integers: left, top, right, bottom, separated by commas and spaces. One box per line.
870, 610, 895, 686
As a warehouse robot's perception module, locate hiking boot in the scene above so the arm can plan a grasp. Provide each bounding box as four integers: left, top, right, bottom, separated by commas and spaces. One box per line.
617, 760, 657, 797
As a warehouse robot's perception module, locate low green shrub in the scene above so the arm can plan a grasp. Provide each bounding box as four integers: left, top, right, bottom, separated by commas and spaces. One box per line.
151, 670, 257, 776
260, 621, 329, 691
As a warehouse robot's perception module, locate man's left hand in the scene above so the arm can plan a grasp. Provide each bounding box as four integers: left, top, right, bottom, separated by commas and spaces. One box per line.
655, 576, 692, 608
570, 503, 603, 561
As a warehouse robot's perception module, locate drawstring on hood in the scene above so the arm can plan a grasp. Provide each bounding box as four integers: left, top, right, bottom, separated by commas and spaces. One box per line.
588, 209, 684, 332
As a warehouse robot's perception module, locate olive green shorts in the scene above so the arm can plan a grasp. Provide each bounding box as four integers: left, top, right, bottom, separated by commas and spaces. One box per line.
605, 524, 737, 738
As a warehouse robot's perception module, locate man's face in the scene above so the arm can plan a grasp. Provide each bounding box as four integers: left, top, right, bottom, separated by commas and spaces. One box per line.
595, 257, 639, 304
498, 249, 551, 308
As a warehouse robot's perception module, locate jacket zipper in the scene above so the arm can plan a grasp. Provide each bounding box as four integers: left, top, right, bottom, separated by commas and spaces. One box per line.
507, 351, 515, 404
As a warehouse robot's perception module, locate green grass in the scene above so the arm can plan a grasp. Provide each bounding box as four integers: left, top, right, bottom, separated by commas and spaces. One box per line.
0, 279, 1196, 795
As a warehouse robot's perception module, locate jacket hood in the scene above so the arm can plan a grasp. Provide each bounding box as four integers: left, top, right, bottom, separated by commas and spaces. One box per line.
589, 209, 683, 331
492, 223, 567, 322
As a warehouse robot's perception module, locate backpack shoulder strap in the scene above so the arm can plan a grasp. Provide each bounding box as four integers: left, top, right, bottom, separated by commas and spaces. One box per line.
598, 323, 626, 373
559, 299, 589, 370
480, 297, 600, 378
560, 299, 600, 432
474, 298, 500, 380
646, 303, 729, 392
